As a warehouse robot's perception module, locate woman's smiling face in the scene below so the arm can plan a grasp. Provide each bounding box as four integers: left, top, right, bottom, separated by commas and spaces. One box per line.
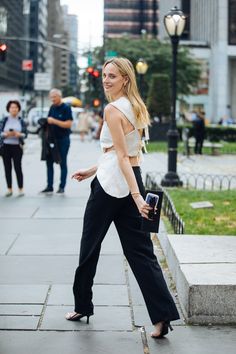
103, 63, 127, 99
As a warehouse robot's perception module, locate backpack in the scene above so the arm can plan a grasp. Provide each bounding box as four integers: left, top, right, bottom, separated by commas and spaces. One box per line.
0, 117, 7, 156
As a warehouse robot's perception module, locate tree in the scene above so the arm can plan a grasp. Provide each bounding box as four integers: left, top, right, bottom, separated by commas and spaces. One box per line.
147, 74, 171, 122
92, 37, 201, 98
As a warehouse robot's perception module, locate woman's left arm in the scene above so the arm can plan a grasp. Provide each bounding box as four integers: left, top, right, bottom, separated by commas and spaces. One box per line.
105, 105, 150, 218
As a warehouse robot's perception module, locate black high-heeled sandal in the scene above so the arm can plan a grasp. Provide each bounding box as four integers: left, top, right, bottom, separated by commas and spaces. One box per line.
151, 321, 173, 338
65, 312, 93, 324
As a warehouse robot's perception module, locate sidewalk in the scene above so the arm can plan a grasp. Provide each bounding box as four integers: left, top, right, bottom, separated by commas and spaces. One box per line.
0, 135, 235, 354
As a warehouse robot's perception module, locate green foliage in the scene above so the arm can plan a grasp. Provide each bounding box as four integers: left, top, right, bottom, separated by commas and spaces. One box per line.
92, 37, 201, 98
147, 140, 236, 154
178, 124, 236, 142
167, 189, 236, 235
147, 73, 171, 119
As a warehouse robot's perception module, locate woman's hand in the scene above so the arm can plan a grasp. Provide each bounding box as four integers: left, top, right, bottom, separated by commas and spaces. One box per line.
13, 131, 22, 138
132, 194, 152, 219
71, 166, 97, 182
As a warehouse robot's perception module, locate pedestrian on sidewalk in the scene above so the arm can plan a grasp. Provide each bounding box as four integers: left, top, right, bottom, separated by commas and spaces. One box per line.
0, 100, 27, 197
77, 106, 93, 142
40, 88, 73, 195
66, 58, 179, 338
193, 109, 205, 154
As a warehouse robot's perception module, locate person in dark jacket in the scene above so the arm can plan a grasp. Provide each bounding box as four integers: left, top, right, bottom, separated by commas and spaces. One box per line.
193, 110, 205, 154
40, 88, 73, 194
0, 100, 27, 197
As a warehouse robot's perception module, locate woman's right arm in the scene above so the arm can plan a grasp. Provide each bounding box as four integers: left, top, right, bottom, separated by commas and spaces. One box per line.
72, 165, 97, 182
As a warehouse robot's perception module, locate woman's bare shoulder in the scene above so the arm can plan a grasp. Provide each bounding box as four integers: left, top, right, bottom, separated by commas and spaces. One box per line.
104, 104, 123, 120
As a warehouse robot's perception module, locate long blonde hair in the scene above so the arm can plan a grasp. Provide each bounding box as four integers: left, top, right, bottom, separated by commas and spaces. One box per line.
103, 57, 150, 126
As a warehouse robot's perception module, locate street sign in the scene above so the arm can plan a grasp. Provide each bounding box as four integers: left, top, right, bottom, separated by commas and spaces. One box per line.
22, 60, 33, 71
105, 50, 117, 60
34, 73, 51, 91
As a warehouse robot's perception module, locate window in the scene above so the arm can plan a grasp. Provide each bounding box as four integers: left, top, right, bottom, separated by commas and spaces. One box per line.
0, 7, 7, 35
181, 0, 190, 39
229, 0, 236, 44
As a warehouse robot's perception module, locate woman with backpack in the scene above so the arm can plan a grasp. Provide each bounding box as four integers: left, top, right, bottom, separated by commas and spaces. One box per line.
0, 100, 27, 197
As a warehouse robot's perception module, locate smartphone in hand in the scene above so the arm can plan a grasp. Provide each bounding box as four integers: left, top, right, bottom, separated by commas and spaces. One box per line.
145, 193, 159, 220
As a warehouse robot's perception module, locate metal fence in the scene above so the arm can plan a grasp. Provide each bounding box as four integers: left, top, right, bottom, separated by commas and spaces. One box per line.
146, 172, 236, 191
145, 176, 185, 234
145, 171, 236, 234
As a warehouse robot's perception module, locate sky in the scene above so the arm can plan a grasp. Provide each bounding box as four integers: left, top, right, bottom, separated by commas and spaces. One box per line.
61, 0, 104, 65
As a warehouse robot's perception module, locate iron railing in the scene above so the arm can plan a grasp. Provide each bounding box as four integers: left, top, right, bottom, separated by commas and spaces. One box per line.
145, 171, 236, 234
145, 177, 185, 234
146, 172, 236, 191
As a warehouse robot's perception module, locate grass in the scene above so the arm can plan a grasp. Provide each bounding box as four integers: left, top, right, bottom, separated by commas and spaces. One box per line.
164, 188, 236, 235
147, 141, 236, 154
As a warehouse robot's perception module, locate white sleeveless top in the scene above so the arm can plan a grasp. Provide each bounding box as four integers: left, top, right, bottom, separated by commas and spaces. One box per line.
96, 96, 148, 198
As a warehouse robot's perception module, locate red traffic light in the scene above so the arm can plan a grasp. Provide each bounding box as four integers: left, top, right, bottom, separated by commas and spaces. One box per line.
0, 44, 7, 51
86, 67, 94, 74
93, 99, 101, 107
92, 70, 100, 78
0, 43, 7, 62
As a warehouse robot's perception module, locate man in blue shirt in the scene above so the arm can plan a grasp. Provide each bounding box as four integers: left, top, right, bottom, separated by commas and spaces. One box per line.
41, 88, 73, 194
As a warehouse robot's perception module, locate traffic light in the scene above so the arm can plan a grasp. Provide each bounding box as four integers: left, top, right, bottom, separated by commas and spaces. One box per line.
0, 43, 7, 62
86, 67, 100, 91
86, 67, 100, 78
93, 99, 101, 107
86, 66, 94, 75
92, 70, 100, 78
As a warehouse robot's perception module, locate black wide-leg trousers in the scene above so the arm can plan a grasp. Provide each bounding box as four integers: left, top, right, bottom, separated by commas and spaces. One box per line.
73, 167, 180, 325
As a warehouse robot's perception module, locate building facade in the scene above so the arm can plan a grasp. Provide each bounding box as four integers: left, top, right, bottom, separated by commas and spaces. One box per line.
104, 0, 160, 38
0, 0, 25, 90
159, 0, 236, 122
62, 5, 78, 93
47, 0, 67, 88
28, 0, 49, 89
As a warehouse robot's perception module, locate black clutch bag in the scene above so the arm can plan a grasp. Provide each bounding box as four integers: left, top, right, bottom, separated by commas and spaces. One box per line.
141, 189, 163, 233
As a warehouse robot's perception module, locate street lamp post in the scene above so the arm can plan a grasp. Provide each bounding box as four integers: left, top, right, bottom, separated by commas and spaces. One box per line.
161, 6, 186, 187
136, 58, 148, 98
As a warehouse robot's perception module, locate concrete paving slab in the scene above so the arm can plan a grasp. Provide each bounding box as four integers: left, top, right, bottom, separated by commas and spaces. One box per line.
146, 325, 236, 354
100, 233, 123, 255
0, 256, 77, 284
0, 219, 83, 235
158, 233, 236, 324
33, 206, 85, 219
0, 315, 39, 330
9, 231, 122, 256
127, 267, 145, 306
181, 263, 236, 285
132, 306, 184, 327
0, 304, 42, 315
127, 265, 177, 306
180, 263, 236, 323
0, 330, 143, 354
95, 255, 126, 284
0, 234, 18, 255
0, 255, 125, 284
0, 205, 38, 218
40, 305, 132, 331
9, 233, 80, 255
47, 284, 129, 306
168, 235, 236, 263
0, 285, 49, 303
